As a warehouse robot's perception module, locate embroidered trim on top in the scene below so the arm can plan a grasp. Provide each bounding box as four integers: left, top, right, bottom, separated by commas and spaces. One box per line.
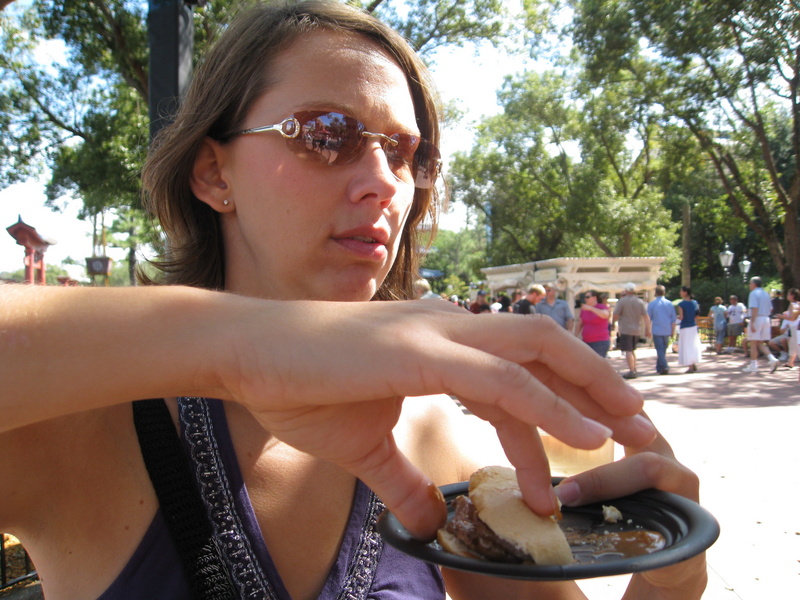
335, 493, 384, 600
179, 397, 279, 600
178, 397, 385, 600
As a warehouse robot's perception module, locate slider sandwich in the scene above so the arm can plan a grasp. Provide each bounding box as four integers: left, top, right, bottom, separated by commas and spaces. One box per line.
437, 466, 573, 566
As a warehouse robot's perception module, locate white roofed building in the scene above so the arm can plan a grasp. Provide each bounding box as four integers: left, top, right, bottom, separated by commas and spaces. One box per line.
481, 256, 666, 309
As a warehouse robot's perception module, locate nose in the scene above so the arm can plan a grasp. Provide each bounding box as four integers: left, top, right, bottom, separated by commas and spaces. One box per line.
347, 139, 409, 208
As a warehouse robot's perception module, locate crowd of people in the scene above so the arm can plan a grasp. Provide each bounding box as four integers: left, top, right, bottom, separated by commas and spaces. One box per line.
439, 276, 799, 383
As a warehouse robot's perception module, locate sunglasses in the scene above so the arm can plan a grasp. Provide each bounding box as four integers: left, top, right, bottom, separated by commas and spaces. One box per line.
230, 111, 441, 189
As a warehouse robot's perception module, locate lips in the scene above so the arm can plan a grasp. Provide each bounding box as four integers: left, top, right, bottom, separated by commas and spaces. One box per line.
333, 226, 391, 260
350, 235, 380, 244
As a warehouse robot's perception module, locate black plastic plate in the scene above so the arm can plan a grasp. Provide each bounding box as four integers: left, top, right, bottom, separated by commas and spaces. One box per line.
377, 479, 720, 580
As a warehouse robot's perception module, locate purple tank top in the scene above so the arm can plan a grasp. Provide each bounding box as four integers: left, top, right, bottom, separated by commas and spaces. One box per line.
98, 398, 445, 600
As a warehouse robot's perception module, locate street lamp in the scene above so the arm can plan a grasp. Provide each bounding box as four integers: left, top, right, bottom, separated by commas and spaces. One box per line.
719, 243, 734, 299
739, 255, 752, 288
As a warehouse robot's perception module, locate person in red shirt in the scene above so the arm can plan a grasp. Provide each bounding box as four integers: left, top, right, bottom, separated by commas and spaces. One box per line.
576, 290, 612, 357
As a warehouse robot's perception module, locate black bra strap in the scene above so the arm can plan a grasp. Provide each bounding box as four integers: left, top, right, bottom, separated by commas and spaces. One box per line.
132, 399, 236, 600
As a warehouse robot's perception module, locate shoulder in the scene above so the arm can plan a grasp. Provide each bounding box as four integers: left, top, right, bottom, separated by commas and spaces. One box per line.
394, 395, 508, 485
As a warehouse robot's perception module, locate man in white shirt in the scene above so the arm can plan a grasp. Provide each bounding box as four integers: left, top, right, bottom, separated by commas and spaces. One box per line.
743, 276, 780, 373
725, 295, 746, 349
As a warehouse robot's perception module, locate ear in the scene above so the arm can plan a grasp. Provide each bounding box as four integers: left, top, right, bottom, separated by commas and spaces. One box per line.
191, 138, 234, 212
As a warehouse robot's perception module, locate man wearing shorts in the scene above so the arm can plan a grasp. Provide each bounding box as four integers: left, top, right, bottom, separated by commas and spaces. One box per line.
613, 282, 651, 379
725, 295, 746, 349
743, 276, 780, 373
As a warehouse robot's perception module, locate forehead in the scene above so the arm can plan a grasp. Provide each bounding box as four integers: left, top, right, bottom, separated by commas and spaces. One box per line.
251, 30, 417, 131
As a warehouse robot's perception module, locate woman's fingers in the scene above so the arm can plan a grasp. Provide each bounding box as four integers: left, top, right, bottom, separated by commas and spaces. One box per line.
520, 361, 656, 447
344, 433, 448, 541
443, 312, 646, 416
491, 419, 559, 516
436, 346, 616, 451
555, 451, 700, 507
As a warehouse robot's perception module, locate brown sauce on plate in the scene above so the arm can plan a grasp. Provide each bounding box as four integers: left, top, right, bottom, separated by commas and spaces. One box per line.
564, 527, 666, 563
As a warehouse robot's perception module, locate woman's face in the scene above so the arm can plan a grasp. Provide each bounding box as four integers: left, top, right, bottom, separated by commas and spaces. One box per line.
585, 292, 597, 305
207, 30, 419, 301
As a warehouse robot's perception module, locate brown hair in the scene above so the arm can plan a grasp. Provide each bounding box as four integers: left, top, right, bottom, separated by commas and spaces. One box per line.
140, 0, 440, 300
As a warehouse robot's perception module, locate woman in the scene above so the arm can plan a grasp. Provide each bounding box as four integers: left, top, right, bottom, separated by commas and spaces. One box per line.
781, 288, 800, 368
575, 290, 611, 357
0, 3, 705, 599
708, 296, 728, 354
678, 286, 703, 373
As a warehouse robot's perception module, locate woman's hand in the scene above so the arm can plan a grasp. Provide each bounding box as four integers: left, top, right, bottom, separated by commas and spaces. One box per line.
223, 299, 656, 540
554, 415, 707, 600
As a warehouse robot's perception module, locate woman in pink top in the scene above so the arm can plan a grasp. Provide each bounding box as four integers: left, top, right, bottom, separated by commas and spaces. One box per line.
576, 290, 612, 357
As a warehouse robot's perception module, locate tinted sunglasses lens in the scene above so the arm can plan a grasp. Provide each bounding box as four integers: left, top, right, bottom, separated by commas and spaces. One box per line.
289, 112, 364, 165
385, 134, 440, 189
288, 111, 440, 189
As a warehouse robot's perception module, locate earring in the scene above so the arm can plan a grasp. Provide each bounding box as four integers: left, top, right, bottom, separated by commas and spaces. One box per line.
222, 199, 230, 206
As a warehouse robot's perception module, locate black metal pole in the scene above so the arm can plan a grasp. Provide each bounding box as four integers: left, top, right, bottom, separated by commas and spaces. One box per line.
148, 0, 195, 140
724, 269, 729, 300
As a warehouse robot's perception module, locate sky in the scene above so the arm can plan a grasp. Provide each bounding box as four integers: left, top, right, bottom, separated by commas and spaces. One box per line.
0, 42, 529, 276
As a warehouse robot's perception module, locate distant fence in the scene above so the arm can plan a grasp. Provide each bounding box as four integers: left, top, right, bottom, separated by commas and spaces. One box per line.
1, 534, 38, 590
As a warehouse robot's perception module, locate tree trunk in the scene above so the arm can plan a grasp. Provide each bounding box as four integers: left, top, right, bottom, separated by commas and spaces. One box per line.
682, 202, 691, 288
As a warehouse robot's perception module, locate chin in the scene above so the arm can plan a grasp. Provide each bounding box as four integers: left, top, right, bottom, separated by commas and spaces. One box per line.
314, 267, 386, 302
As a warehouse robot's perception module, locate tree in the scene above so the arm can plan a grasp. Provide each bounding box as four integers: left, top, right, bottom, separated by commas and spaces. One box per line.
419, 227, 486, 292
449, 68, 681, 274
569, 0, 800, 290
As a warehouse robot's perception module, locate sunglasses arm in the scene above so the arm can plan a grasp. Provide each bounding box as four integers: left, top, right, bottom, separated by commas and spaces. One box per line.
234, 116, 301, 138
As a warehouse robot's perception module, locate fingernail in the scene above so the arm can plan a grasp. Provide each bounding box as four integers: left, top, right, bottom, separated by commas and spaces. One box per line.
626, 385, 644, 402
583, 417, 613, 439
632, 413, 656, 436
555, 480, 581, 506
428, 481, 446, 509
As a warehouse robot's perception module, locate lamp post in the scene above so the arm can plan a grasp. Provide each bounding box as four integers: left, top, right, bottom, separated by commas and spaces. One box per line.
719, 243, 734, 300
739, 255, 752, 291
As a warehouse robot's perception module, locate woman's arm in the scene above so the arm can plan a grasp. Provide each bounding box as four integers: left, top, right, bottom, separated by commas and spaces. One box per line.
783, 302, 800, 321
1, 285, 656, 540
0, 284, 229, 431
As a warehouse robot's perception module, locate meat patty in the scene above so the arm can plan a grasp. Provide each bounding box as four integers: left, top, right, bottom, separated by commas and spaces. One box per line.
443, 495, 531, 562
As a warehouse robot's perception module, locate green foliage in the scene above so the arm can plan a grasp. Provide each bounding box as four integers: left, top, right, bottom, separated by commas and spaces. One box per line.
419, 227, 485, 293
361, 0, 512, 54
449, 67, 681, 273
568, 0, 800, 289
